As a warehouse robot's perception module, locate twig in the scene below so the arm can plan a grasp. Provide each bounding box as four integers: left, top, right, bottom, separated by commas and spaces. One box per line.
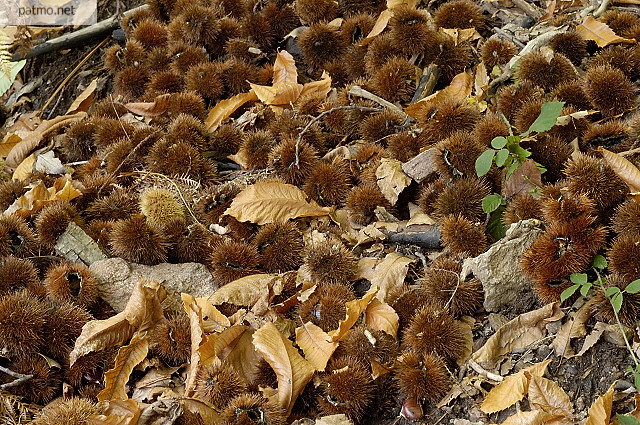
619, 145, 640, 157
381, 225, 441, 248
411, 64, 441, 104
512, 0, 543, 19
347, 85, 410, 120
294, 105, 382, 167
492, 28, 526, 48
594, 0, 612, 17
468, 359, 504, 382
0, 365, 32, 390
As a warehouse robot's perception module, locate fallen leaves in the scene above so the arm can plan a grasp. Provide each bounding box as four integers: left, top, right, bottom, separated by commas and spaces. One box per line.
405, 70, 474, 120
376, 158, 411, 204
124, 93, 171, 117
585, 383, 615, 425
576, 16, 636, 47
358, 252, 414, 302
98, 332, 150, 402
295, 321, 338, 371
5, 176, 82, 216
330, 285, 379, 341
598, 147, 640, 197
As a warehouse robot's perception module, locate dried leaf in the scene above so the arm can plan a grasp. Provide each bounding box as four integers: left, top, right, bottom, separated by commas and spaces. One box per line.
6, 176, 82, 216
295, 321, 338, 371
528, 375, 573, 418
598, 147, 640, 193
387, 0, 417, 8
124, 94, 171, 117
360, 9, 393, 46
364, 298, 399, 337
358, 253, 414, 302
576, 16, 636, 47
180, 398, 223, 424
209, 273, 275, 307
474, 62, 489, 99
70, 280, 164, 366
182, 293, 205, 397
204, 90, 259, 132
250, 51, 303, 105
87, 399, 142, 425
501, 410, 566, 425
330, 285, 378, 341
316, 415, 355, 425
11, 153, 35, 181
185, 296, 231, 333
503, 159, 543, 198
473, 303, 563, 365
440, 27, 481, 45
98, 332, 150, 402
575, 321, 607, 357
34, 150, 66, 174
376, 158, 411, 204
585, 382, 615, 425
253, 322, 315, 415
200, 324, 248, 366
481, 360, 552, 414
299, 71, 332, 100
272, 50, 298, 86
225, 327, 260, 384
550, 301, 593, 358
224, 181, 331, 225
405, 70, 474, 120
66, 78, 97, 114
0, 133, 22, 158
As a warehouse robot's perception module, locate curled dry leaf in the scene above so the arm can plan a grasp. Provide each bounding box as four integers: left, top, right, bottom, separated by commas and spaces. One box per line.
6, 176, 82, 216
299, 71, 332, 100
87, 399, 142, 425
550, 300, 593, 358
360, 9, 394, 46
315, 414, 355, 425
180, 398, 223, 424
124, 93, 171, 117
503, 159, 542, 199
527, 374, 573, 419
182, 293, 205, 397
376, 158, 411, 204
204, 90, 259, 133
35, 150, 66, 175
66, 78, 97, 114
598, 147, 640, 195
185, 296, 231, 333
253, 322, 315, 415
224, 181, 331, 225
11, 153, 35, 181
0, 133, 23, 158
250, 50, 303, 105
199, 324, 247, 367
472, 303, 563, 366
98, 332, 150, 402
500, 410, 567, 425
576, 16, 636, 47
209, 273, 275, 307
364, 298, 399, 337
387, 0, 417, 8
225, 327, 261, 384
481, 359, 552, 414
585, 382, 615, 425
405, 70, 473, 120
295, 321, 339, 371
70, 279, 165, 366
330, 285, 379, 341
358, 253, 414, 302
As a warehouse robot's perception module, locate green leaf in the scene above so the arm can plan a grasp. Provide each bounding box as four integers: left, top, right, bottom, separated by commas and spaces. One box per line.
635, 370, 640, 392
0, 59, 25, 97
487, 205, 506, 241
570, 273, 588, 284
525, 101, 565, 135
495, 149, 509, 167
611, 292, 623, 313
592, 254, 607, 270
626, 279, 640, 294
580, 282, 593, 297
560, 284, 580, 302
506, 135, 520, 143
510, 145, 532, 158
617, 414, 640, 425
491, 136, 507, 149
605, 287, 622, 298
505, 161, 520, 179
482, 194, 504, 213
475, 149, 495, 177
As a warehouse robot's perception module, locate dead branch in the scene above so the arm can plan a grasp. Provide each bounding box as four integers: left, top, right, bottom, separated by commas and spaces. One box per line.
0, 365, 32, 390
381, 225, 441, 249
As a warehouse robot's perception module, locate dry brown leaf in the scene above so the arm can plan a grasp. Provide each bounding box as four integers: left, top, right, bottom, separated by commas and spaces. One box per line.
180, 398, 223, 424
503, 159, 543, 199
481, 360, 551, 414
204, 90, 259, 132
87, 399, 142, 425
440, 27, 481, 45
528, 375, 573, 419
124, 94, 171, 117
250, 51, 303, 105
456, 321, 474, 366
224, 181, 331, 225
225, 327, 261, 384
200, 324, 248, 367
70, 280, 164, 366
500, 410, 566, 425
550, 301, 593, 358
575, 321, 607, 357
98, 332, 150, 402
6, 176, 82, 216
360, 9, 393, 46
330, 285, 378, 341
364, 298, 399, 337
576, 16, 636, 47
186, 296, 231, 333
295, 321, 338, 371
182, 293, 205, 397
11, 153, 35, 181
405, 70, 474, 120
585, 382, 615, 425
598, 147, 640, 193
299, 71, 332, 100
66, 79, 97, 114
316, 415, 355, 425
358, 253, 413, 302
0, 133, 22, 158
473, 303, 563, 365
253, 322, 315, 415
376, 158, 411, 204
474, 62, 489, 99
387, 0, 417, 7
209, 273, 275, 307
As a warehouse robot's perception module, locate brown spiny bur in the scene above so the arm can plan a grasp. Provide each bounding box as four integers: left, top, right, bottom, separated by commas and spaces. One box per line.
224, 37, 261, 63
298, 284, 356, 332
304, 160, 352, 207
30, 397, 99, 425
261, 3, 300, 41
304, 240, 358, 286
146, 70, 183, 96
339, 0, 386, 17
435, 131, 486, 179
433, 36, 473, 82
171, 224, 216, 264
175, 409, 205, 425
434, 0, 484, 29
298, 23, 347, 69
516, 51, 576, 91
417, 178, 447, 216
146, 140, 218, 183
268, 138, 319, 187
472, 112, 510, 147
497, 81, 544, 123
514, 99, 544, 134
84, 189, 140, 222
169, 42, 208, 74
440, 214, 488, 257
549, 32, 587, 65
582, 120, 632, 153
104, 138, 139, 175
369, 57, 417, 104
295, 0, 338, 24
110, 214, 170, 265
221, 393, 287, 425
166, 113, 207, 151
612, 200, 640, 236
43, 300, 92, 361
534, 277, 575, 305
0, 290, 47, 359
252, 222, 303, 272
151, 312, 191, 366
238, 130, 277, 170
0, 256, 38, 295
185, 61, 225, 101
167, 4, 221, 46
523, 134, 572, 182
346, 184, 396, 226
168, 90, 207, 119
403, 304, 469, 365
209, 240, 260, 286
342, 14, 376, 45
564, 154, 629, 214
432, 178, 490, 222
608, 233, 640, 281
5, 356, 62, 404
503, 193, 543, 226
390, 6, 435, 55
589, 45, 640, 81
208, 123, 243, 157
194, 363, 248, 409
61, 121, 96, 162
539, 187, 597, 225
91, 117, 136, 148
584, 65, 637, 116
395, 350, 452, 403
0, 214, 37, 257
521, 220, 607, 288
359, 109, 405, 143
91, 99, 129, 118
387, 131, 427, 162
103, 40, 147, 72
0, 180, 26, 212
601, 10, 640, 34
65, 348, 117, 389
206, 17, 242, 57
139, 188, 185, 231
252, 358, 278, 390
147, 46, 171, 71
389, 286, 427, 330
481, 38, 518, 68
195, 184, 240, 227
337, 326, 399, 368
35, 202, 84, 248
364, 33, 403, 76
43, 261, 98, 309
114, 65, 150, 100
420, 255, 484, 317
131, 18, 168, 50
593, 274, 640, 328
318, 356, 375, 422
422, 101, 480, 141
551, 80, 591, 111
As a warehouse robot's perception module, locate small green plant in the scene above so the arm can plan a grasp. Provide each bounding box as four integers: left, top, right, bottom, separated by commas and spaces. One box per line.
0, 30, 26, 98
616, 415, 640, 425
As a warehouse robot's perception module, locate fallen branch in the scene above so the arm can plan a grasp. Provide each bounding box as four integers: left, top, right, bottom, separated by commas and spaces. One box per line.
0, 365, 32, 390
347, 85, 410, 120
381, 225, 441, 249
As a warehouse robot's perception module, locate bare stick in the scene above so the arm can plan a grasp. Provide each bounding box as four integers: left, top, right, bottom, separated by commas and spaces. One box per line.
0, 365, 32, 390
468, 359, 504, 382
593, 0, 612, 16
294, 105, 382, 167
620, 146, 640, 157
381, 225, 441, 249
512, 0, 542, 18
492, 28, 526, 48
347, 85, 409, 120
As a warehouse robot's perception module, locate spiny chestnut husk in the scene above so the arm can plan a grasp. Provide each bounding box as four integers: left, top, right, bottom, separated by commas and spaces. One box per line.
395, 350, 452, 402
221, 393, 287, 425
516, 51, 576, 91
364, 33, 403, 76
195, 184, 239, 227
185, 61, 225, 101
0, 256, 38, 295
109, 214, 170, 265
389, 6, 435, 56
472, 112, 510, 147
589, 45, 640, 82
346, 184, 396, 226
0, 214, 38, 257
30, 397, 99, 425
131, 18, 168, 50
298, 23, 347, 69
551, 80, 592, 111
582, 120, 632, 153
601, 10, 640, 35
104, 40, 147, 72
84, 189, 140, 222
434, 0, 485, 29
209, 239, 260, 286
481, 37, 518, 68
358, 109, 405, 143
339, 0, 386, 17
304, 240, 358, 286
420, 255, 484, 317
35, 201, 84, 248
593, 273, 640, 328
0, 290, 47, 360
171, 224, 216, 264
318, 356, 376, 422
432, 36, 473, 82
440, 214, 488, 257
194, 363, 248, 409
146, 70, 183, 97
434, 131, 486, 179
91, 117, 136, 148
167, 4, 221, 46
523, 134, 572, 183
337, 326, 399, 368
422, 100, 481, 142
169, 42, 208, 74
151, 312, 191, 366
268, 138, 319, 187
497, 81, 545, 123
295, 0, 338, 25
238, 130, 277, 170
549, 31, 587, 65
303, 160, 352, 207
140, 187, 185, 231
252, 222, 304, 272
298, 284, 356, 332
612, 199, 640, 236
539, 188, 597, 225
369, 57, 418, 104
168, 90, 207, 119
390, 286, 427, 330
608, 233, 640, 281
65, 348, 117, 390
146, 139, 218, 183
114, 65, 150, 100
403, 304, 469, 365
342, 14, 376, 46
4, 355, 62, 404
61, 120, 96, 162
417, 178, 447, 216
43, 299, 92, 361
583, 65, 637, 116
43, 261, 98, 308
432, 178, 491, 222
503, 193, 543, 226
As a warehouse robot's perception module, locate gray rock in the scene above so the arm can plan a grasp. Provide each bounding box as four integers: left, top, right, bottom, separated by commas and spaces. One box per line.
90, 258, 217, 312
461, 219, 543, 312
